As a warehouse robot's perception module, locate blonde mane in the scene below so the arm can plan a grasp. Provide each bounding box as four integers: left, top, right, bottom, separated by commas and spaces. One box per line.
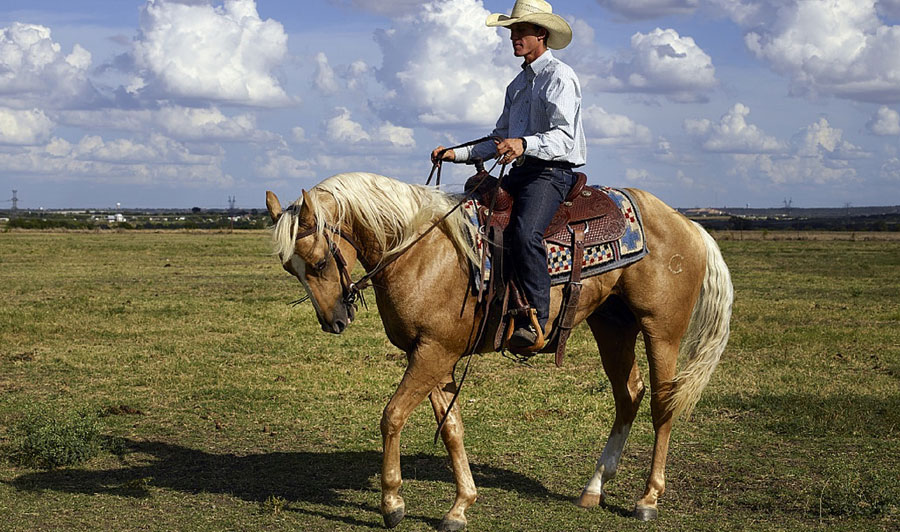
272, 172, 478, 266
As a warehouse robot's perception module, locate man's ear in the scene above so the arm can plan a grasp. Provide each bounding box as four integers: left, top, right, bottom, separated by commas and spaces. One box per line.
299, 189, 315, 228
265, 191, 283, 223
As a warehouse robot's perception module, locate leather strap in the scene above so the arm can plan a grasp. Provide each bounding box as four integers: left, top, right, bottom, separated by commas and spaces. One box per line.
555, 222, 586, 367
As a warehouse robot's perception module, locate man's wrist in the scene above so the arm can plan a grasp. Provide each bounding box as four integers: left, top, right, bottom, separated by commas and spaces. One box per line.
519, 137, 527, 155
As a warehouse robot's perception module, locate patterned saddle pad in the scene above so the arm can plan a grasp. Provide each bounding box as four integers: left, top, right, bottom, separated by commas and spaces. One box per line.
464, 187, 648, 286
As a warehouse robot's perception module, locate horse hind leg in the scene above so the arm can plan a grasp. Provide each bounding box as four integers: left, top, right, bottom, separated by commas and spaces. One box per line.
576, 297, 644, 509
632, 334, 681, 521
429, 374, 476, 532
633, 223, 732, 521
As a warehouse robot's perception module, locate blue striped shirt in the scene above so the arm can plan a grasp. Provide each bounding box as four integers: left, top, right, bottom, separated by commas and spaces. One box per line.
454, 50, 586, 166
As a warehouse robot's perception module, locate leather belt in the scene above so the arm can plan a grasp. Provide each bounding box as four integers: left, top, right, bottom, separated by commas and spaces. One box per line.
520, 156, 576, 170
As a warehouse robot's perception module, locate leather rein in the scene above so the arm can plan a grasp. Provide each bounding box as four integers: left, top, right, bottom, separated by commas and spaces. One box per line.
292, 136, 506, 315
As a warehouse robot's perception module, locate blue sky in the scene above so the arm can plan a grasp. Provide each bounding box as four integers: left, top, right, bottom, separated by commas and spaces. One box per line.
1, 0, 899, 209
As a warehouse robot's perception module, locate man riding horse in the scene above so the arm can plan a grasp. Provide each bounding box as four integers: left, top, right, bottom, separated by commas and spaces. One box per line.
265, 0, 734, 527
431, 0, 585, 351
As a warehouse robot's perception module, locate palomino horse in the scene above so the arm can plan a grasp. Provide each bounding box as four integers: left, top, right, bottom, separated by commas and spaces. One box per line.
265, 172, 733, 531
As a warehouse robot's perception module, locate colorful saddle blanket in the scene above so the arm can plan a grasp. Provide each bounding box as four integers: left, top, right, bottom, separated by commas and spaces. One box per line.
463, 187, 648, 286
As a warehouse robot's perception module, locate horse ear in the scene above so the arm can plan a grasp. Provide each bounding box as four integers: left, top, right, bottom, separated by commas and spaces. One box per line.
299, 189, 316, 227
265, 190, 283, 223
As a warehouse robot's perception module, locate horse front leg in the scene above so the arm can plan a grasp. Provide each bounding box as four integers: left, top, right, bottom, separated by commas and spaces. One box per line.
429, 373, 476, 532
380, 349, 458, 529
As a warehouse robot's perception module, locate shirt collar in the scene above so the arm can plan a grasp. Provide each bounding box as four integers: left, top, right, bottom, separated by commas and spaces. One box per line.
523, 49, 553, 76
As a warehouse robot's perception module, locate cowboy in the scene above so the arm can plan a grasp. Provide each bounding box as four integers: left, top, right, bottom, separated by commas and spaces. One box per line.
431, 0, 586, 350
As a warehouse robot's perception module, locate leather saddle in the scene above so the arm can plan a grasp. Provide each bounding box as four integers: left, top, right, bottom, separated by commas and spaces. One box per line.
465, 171, 627, 248
463, 170, 628, 365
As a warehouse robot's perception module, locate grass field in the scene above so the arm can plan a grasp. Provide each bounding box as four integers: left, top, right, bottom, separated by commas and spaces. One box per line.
1, 231, 898, 531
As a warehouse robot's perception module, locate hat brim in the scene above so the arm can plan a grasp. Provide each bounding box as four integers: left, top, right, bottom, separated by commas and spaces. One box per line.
486, 12, 572, 50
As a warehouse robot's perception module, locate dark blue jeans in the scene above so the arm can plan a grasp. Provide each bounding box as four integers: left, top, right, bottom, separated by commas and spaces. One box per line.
503, 162, 575, 328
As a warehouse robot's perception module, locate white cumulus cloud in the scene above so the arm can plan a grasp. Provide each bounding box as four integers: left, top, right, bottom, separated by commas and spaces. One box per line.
324, 107, 416, 150
314, 52, 340, 95
57, 106, 280, 143
130, 0, 290, 106
257, 150, 316, 179
684, 103, 783, 153
583, 105, 653, 146
154, 106, 278, 142
326, 107, 371, 144
880, 157, 900, 180
0, 23, 96, 108
716, 0, 900, 103
731, 117, 866, 185
594, 28, 717, 103
0, 133, 232, 185
373, 0, 516, 127
867, 106, 900, 135
0, 107, 54, 145
795, 117, 867, 159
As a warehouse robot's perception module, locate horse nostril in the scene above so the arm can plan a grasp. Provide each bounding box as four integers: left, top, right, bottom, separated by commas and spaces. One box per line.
333, 319, 347, 334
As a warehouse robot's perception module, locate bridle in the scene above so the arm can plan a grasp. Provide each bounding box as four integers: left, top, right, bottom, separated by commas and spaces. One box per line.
290, 223, 367, 311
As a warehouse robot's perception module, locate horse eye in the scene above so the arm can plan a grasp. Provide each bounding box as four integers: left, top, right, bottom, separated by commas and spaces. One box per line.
312, 257, 328, 271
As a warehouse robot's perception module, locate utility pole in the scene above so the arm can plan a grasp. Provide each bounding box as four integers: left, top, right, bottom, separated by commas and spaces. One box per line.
228, 195, 236, 232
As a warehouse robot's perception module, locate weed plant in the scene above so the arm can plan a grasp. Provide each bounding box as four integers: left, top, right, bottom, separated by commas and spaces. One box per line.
13, 406, 104, 469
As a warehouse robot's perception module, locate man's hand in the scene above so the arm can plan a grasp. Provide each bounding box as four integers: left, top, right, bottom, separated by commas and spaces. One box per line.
495, 137, 525, 165
431, 146, 455, 164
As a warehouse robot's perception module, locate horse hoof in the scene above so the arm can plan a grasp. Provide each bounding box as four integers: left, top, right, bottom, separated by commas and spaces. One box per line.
633, 505, 658, 521
575, 490, 603, 509
437, 518, 466, 531
383, 507, 406, 528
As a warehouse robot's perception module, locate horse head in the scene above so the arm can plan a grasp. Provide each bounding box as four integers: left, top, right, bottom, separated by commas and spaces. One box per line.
266, 189, 358, 334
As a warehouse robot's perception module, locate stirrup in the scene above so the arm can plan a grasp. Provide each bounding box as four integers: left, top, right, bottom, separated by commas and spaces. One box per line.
504, 308, 545, 353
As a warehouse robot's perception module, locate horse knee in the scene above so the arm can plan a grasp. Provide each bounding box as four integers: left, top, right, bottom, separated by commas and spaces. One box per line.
381, 406, 406, 438
440, 412, 464, 436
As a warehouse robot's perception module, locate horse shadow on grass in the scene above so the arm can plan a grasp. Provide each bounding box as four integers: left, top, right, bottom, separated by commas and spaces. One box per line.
7, 439, 572, 528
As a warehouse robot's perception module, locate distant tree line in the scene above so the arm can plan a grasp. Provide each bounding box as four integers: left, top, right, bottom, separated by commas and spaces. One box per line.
694, 215, 900, 232
4, 214, 271, 231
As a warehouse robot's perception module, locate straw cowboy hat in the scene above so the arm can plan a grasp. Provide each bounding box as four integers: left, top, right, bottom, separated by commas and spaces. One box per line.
486, 0, 573, 50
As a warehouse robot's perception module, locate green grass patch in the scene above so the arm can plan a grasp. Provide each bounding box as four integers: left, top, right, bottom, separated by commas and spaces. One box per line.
0, 232, 898, 531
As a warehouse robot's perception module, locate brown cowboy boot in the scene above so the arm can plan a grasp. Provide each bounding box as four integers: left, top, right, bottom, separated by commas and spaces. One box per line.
509, 324, 538, 349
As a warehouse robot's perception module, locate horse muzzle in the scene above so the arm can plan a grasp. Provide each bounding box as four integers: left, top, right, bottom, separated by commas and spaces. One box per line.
321, 300, 356, 334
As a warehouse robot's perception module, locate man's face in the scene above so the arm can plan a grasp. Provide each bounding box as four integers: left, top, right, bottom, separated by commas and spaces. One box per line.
509, 22, 545, 58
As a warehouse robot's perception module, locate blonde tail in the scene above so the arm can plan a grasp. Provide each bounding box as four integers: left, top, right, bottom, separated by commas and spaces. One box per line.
667, 223, 734, 419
